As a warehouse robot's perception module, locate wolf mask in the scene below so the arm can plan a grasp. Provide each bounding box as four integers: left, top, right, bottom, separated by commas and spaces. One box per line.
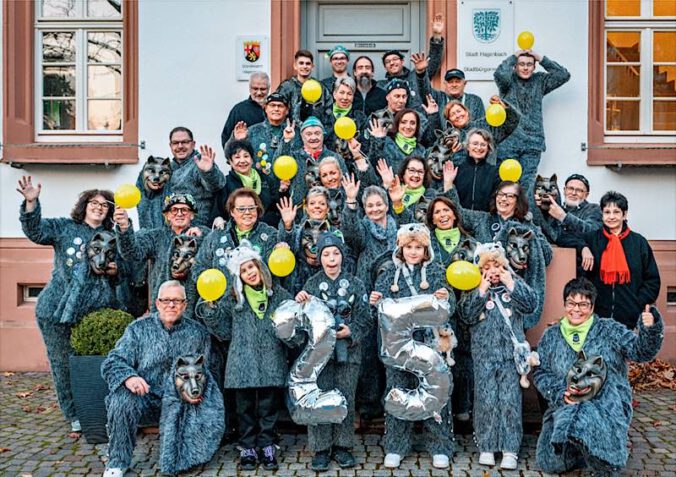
426, 129, 460, 179
304, 158, 321, 190
142, 156, 172, 192
506, 227, 533, 271
534, 174, 559, 212
450, 238, 478, 263
301, 220, 330, 266
369, 109, 394, 133
327, 189, 344, 228
87, 231, 116, 275
174, 355, 207, 404
170, 236, 197, 280
565, 351, 607, 403
413, 195, 430, 224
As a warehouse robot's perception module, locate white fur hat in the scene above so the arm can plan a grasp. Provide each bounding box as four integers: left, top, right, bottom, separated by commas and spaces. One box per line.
474, 241, 510, 269
225, 239, 273, 309
391, 223, 435, 293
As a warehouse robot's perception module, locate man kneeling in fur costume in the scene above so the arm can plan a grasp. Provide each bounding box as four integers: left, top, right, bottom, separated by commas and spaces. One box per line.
101, 280, 223, 476
458, 242, 538, 470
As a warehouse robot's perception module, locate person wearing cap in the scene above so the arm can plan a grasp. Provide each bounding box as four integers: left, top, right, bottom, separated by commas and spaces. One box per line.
376, 51, 436, 112
533, 174, 602, 254
458, 242, 538, 470
321, 45, 351, 92
167, 126, 226, 228
296, 232, 372, 471
276, 49, 330, 124
220, 72, 270, 148
352, 55, 387, 116
375, 13, 446, 109
229, 92, 302, 180
494, 49, 571, 195
198, 241, 292, 471
113, 193, 207, 318
419, 68, 485, 121
369, 223, 455, 470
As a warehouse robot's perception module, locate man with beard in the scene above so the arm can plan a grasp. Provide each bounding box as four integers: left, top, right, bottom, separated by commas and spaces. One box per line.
352, 56, 387, 116
276, 49, 328, 124
375, 13, 445, 110
533, 174, 602, 271
167, 127, 226, 228
220, 72, 270, 148
321, 45, 351, 92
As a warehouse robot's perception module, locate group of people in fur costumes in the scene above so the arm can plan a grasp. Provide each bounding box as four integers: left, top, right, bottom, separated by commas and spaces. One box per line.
17, 32, 664, 477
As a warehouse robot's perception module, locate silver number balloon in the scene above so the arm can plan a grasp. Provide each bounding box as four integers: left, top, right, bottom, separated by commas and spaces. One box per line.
378, 294, 451, 421
272, 297, 348, 425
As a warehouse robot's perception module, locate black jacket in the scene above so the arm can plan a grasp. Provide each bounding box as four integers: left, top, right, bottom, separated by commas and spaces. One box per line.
353, 80, 388, 117
583, 226, 661, 329
220, 97, 265, 147
216, 169, 283, 227
453, 153, 501, 212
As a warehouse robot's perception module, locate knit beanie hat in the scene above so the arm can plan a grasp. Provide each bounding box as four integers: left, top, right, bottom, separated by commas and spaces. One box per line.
225, 239, 273, 309
316, 232, 344, 258
391, 223, 435, 293
301, 116, 325, 132
328, 45, 350, 59
384, 78, 410, 96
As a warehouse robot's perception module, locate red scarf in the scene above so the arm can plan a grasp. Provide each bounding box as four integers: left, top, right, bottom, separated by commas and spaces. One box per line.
600, 226, 631, 285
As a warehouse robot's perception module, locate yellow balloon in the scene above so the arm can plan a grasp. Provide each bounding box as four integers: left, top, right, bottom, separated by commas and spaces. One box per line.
273, 155, 298, 181
334, 117, 357, 140
114, 184, 141, 209
485, 104, 506, 127
499, 159, 523, 182
301, 79, 322, 104
197, 269, 227, 302
446, 261, 481, 291
517, 31, 535, 50
268, 247, 296, 277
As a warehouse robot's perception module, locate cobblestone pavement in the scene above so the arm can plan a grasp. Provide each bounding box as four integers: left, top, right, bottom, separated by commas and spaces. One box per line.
0, 373, 674, 476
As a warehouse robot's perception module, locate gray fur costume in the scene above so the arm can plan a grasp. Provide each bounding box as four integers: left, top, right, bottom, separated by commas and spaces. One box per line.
20, 200, 115, 421
169, 150, 226, 227
135, 171, 168, 230
289, 148, 349, 206
116, 222, 207, 318
458, 278, 537, 454
374, 230, 455, 458
367, 116, 440, 173
303, 269, 372, 452
101, 313, 211, 470
159, 359, 224, 474
534, 310, 664, 475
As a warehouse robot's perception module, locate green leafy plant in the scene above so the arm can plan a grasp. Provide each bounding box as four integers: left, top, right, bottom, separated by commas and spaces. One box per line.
71, 308, 134, 356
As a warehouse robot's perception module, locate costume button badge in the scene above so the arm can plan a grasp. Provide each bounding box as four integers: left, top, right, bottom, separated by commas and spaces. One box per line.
501, 293, 511, 303
261, 233, 268, 241
73, 237, 83, 245
216, 248, 224, 257
66, 247, 75, 255
486, 300, 495, 310
219, 258, 226, 267
220, 236, 227, 244
319, 282, 329, 291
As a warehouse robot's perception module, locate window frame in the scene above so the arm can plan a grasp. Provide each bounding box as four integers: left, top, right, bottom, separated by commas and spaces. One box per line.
2, 0, 138, 165
588, 0, 676, 166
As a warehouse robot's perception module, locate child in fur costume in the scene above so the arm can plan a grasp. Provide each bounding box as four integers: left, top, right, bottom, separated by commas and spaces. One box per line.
458, 242, 538, 470
197, 240, 291, 471
295, 233, 373, 472
370, 223, 456, 470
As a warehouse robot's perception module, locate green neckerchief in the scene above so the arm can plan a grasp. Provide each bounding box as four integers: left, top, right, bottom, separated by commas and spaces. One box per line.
333, 103, 352, 119
560, 315, 594, 352
435, 227, 461, 253
244, 285, 268, 319
235, 226, 252, 242
395, 133, 417, 155
236, 169, 262, 194
402, 186, 425, 207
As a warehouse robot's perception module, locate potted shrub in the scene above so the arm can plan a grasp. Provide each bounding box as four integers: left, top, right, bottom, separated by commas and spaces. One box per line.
70, 308, 134, 444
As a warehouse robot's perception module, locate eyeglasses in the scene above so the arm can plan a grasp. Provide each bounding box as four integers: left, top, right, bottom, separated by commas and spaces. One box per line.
168, 207, 192, 216
233, 206, 258, 214
517, 62, 535, 68
496, 192, 518, 200
384, 58, 402, 66
469, 141, 488, 148
158, 298, 186, 306
565, 186, 587, 194
564, 299, 592, 311
88, 200, 110, 210
170, 139, 193, 146
405, 168, 425, 176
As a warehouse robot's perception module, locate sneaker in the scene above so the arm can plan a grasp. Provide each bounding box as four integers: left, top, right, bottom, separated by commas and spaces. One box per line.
500, 452, 518, 470
311, 450, 331, 472
332, 446, 356, 468
238, 448, 258, 471
432, 454, 449, 469
456, 412, 470, 422
71, 420, 82, 432
384, 453, 402, 468
102, 468, 124, 477
260, 445, 279, 471
479, 452, 495, 466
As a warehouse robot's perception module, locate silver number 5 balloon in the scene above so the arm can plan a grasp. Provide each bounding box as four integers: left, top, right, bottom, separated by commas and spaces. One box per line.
378, 294, 451, 421
272, 297, 348, 425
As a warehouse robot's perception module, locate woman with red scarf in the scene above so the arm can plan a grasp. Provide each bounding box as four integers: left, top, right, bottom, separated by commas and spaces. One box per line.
580, 191, 660, 329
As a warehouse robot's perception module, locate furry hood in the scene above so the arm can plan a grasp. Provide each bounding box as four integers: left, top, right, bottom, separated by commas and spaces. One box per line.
390, 223, 435, 293
225, 239, 273, 309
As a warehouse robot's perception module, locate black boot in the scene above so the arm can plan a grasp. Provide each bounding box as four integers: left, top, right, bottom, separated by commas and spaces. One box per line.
311, 449, 331, 472
332, 446, 356, 468
260, 445, 279, 471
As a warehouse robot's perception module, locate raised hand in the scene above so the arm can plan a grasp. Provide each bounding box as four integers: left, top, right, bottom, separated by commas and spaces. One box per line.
489, 95, 506, 108
421, 94, 439, 115
233, 121, 248, 140
341, 173, 361, 203
283, 119, 296, 142
113, 206, 130, 232
499, 267, 514, 291
431, 12, 444, 39
276, 196, 298, 230
196, 145, 216, 172
368, 117, 387, 138
411, 52, 429, 74
442, 160, 458, 192
478, 270, 491, 295
16, 176, 42, 203
528, 50, 543, 62
388, 176, 406, 206
641, 305, 655, 327
347, 138, 363, 159
376, 158, 395, 189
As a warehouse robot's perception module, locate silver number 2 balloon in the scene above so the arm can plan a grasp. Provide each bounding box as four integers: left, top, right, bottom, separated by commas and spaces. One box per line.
378, 294, 451, 421
272, 297, 348, 425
